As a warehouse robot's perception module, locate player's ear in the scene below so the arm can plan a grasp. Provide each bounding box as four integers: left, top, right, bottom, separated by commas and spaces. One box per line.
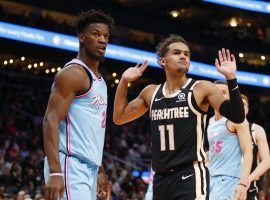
78, 33, 84, 43
159, 57, 166, 67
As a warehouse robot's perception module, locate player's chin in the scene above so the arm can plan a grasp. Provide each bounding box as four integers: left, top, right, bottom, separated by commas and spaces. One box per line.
94, 53, 105, 61
176, 66, 189, 73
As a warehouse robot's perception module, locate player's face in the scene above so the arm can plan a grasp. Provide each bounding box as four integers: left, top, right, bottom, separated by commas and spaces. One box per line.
242, 98, 249, 115
79, 23, 110, 60
215, 84, 229, 100
160, 42, 190, 74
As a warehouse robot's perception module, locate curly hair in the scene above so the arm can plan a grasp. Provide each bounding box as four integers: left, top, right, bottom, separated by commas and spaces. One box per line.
73, 9, 115, 34
156, 34, 189, 58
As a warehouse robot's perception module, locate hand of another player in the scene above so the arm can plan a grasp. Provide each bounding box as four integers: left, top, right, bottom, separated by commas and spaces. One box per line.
45, 176, 64, 200
97, 172, 111, 200
235, 184, 247, 200
215, 48, 237, 80
121, 61, 148, 83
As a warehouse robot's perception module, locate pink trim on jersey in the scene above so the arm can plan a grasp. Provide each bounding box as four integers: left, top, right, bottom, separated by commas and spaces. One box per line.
149, 169, 155, 183
65, 156, 71, 200
67, 114, 72, 154
74, 85, 93, 99
225, 120, 236, 135
76, 58, 103, 81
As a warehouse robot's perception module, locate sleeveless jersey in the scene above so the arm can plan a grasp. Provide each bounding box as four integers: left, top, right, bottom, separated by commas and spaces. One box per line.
249, 122, 261, 191
150, 78, 208, 172
207, 117, 242, 178
56, 58, 107, 166
249, 123, 259, 173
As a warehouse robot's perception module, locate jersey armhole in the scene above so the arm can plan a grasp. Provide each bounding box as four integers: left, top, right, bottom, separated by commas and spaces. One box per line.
74, 65, 93, 98
191, 94, 208, 114
225, 120, 236, 135
250, 123, 257, 145
149, 84, 161, 116
190, 81, 208, 115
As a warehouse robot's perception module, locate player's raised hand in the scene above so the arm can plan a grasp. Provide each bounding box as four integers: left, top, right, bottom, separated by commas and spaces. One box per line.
215, 48, 237, 80
121, 61, 148, 83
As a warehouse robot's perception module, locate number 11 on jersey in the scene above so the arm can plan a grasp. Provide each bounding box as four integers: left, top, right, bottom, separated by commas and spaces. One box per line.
158, 124, 175, 151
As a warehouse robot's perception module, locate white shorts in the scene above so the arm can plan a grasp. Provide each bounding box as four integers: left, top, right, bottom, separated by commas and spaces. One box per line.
44, 152, 99, 200
145, 181, 153, 200
210, 175, 239, 200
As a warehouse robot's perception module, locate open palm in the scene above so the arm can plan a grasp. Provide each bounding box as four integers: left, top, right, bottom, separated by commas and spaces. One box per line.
215, 48, 237, 79
122, 61, 148, 83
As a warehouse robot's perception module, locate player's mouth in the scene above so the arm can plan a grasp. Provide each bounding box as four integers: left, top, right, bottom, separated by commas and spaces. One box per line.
178, 61, 188, 65
97, 46, 106, 54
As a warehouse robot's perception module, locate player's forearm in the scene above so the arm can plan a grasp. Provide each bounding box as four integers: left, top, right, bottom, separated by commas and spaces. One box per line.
249, 159, 270, 182
219, 79, 245, 123
43, 115, 62, 173
113, 78, 129, 124
240, 150, 253, 185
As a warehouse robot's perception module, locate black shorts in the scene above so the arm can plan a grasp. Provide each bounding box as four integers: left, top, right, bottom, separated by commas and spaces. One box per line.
247, 178, 263, 200
153, 162, 209, 200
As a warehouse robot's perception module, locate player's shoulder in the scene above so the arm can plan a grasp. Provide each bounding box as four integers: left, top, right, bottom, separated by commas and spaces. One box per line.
230, 118, 249, 130
140, 84, 160, 105
143, 84, 160, 92
54, 64, 87, 88
193, 80, 216, 98
195, 80, 214, 89
56, 64, 87, 81
252, 123, 266, 134
141, 84, 160, 96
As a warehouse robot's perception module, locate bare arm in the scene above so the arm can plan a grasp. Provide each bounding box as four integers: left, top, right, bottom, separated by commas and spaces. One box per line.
113, 61, 154, 125
43, 65, 88, 200
43, 66, 86, 173
249, 124, 270, 182
230, 120, 253, 200
207, 49, 245, 123
234, 120, 253, 185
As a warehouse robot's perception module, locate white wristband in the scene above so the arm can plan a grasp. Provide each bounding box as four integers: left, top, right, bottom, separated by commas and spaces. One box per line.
49, 173, 63, 177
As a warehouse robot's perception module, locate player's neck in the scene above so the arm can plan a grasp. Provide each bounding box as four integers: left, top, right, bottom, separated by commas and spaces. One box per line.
77, 54, 100, 76
165, 75, 188, 94
214, 112, 223, 120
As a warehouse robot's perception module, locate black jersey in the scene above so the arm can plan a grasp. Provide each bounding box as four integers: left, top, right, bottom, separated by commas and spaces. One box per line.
150, 78, 208, 173
249, 123, 259, 172
248, 122, 261, 196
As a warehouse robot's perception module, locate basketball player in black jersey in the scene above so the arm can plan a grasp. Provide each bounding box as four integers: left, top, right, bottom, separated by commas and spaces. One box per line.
113, 34, 245, 200
241, 94, 270, 200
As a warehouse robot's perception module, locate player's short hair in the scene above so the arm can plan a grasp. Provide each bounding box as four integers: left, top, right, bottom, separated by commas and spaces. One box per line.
73, 9, 115, 34
241, 94, 249, 104
156, 34, 189, 58
214, 80, 227, 85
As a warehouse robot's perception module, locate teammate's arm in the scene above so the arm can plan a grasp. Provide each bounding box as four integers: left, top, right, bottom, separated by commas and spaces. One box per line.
113, 61, 153, 125
232, 120, 253, 200
248, 124, 270, 184
43, 65, 87, 200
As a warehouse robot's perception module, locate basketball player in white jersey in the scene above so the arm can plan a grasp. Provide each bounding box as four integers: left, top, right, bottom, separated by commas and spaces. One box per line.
43, 10, 114, 200
113, 34, 246, 199
207, 81, 253, 200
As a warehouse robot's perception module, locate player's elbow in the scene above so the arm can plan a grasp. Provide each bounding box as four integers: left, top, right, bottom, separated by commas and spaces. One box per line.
266, 158, 270, 169
43, 115, 51, 134
43, 113, 58, 135
113, 115, 125, 125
